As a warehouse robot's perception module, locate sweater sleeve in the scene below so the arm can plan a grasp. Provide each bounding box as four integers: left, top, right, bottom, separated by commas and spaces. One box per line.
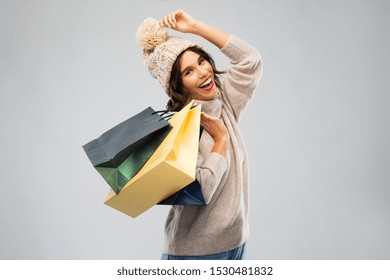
196, 152, 228, 204
220, 35, 263, 122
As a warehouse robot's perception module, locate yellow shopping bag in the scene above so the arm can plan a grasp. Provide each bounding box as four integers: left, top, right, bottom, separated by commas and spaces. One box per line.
104, 101, 201, 218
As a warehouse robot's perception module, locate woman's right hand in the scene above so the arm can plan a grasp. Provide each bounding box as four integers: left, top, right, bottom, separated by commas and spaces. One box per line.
201, 113, 229, 158
159, 10, 197, 33
159, 9, 228, 49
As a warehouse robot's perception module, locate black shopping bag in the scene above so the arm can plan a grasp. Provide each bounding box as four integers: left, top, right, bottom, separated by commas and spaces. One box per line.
83, 107, 172, 194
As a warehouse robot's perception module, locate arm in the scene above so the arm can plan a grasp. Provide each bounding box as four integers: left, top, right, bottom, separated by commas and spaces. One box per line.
220, 36, 262, 122
195, 151, 228, 204
159, 9, 229, 49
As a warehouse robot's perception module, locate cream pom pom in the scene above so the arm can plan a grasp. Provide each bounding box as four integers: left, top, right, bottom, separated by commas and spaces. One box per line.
136, 17, 169, 52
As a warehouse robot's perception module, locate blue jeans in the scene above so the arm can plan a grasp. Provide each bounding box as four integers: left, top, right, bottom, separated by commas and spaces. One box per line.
161, 243, 246, 260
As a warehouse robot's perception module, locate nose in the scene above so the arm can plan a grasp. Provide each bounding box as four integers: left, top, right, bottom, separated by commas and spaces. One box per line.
197, 66, 208, 78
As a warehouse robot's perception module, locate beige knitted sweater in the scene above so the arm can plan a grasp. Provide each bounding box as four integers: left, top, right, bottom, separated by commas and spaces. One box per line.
163, 34, 262, 256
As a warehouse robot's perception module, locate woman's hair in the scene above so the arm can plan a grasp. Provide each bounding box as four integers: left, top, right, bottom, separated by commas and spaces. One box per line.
167, 46, 225, 111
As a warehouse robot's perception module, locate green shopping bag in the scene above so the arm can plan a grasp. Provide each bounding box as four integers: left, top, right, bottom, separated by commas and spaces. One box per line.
83, 107, 172, 194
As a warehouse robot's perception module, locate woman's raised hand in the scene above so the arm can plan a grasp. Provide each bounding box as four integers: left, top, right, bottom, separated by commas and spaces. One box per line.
159, 10, 197, 33
159, 9, 228, 49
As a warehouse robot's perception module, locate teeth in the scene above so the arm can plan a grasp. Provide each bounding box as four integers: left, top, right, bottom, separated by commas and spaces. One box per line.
200, 78, 211, 88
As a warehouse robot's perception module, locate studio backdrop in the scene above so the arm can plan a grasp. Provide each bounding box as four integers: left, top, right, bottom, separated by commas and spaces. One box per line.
0, 0, 389, 259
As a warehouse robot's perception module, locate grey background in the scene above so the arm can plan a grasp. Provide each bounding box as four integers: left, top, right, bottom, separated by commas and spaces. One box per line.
0, 0, 389, 259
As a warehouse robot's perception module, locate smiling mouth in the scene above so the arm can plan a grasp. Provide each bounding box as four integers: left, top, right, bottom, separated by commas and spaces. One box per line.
199, 77, 213, 89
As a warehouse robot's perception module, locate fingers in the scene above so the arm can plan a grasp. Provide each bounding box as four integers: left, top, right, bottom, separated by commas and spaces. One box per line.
168, 13, 176, 27
200, 113, 229, 141
201, 112, 223, 123
159, 16, 172, 28
200, 113, 224, 129
200, 112, 214, 123
159, 10, 181, 28
201, 112, 214, 119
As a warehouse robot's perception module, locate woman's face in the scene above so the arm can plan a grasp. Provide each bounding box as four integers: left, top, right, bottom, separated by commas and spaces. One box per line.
179, 50, 217, 101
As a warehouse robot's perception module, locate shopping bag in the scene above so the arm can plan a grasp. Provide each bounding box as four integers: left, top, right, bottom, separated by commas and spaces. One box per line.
157, 126, 206, 206
82, 107, 172, 194
104, 101, 201, 218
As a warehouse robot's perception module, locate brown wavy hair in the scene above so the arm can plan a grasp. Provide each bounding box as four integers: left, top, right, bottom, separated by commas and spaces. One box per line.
167, 46, 224, 111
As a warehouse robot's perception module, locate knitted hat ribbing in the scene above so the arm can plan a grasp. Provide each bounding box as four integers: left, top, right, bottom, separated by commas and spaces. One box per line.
136, 17, 200, 92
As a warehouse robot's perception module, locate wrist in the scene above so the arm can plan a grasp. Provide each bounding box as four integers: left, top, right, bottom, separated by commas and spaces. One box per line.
214, 135, 229, 143
190, 20, 204, 35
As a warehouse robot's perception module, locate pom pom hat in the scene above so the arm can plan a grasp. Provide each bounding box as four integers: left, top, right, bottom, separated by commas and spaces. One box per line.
136, 17, 200, 92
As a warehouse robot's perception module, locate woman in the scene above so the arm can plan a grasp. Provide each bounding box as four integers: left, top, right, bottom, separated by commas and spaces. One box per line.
136, 10, 262, 260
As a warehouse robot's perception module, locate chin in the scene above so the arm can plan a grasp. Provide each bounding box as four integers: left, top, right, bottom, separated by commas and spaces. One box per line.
190, 87, 218, 101
198, 93, 217, 101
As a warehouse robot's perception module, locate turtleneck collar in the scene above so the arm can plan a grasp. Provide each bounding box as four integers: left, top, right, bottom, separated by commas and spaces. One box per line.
192, 90, 223, 118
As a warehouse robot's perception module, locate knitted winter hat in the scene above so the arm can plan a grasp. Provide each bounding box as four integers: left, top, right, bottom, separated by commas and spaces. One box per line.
136, 17, 200, 92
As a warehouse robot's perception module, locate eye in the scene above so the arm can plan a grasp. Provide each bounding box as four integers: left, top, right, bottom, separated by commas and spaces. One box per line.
185, 69, 193, 76
199, 57, 205, 65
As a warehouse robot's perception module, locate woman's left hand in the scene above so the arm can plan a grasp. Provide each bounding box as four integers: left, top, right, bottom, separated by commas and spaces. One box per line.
159, 10, 197, 33
201, 113, 229, 158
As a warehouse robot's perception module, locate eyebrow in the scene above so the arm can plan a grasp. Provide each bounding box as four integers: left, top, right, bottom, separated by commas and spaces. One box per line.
181, 56, 204, 75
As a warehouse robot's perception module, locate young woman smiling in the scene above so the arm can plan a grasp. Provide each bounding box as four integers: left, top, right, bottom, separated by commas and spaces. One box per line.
137, 9, 262, 260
